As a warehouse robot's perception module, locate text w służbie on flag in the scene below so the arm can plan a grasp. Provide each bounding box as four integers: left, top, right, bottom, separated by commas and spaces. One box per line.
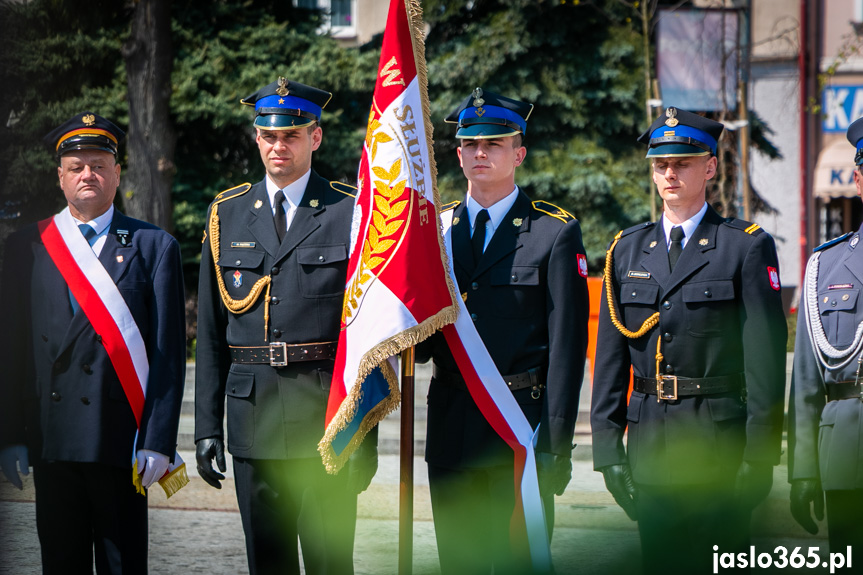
318, 0, 458, 473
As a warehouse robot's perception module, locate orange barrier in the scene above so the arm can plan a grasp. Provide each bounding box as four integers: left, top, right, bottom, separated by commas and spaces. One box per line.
586, 276, 603, 382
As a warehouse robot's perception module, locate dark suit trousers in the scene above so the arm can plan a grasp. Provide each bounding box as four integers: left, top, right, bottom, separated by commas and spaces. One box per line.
33, 461, 148, 575
826, 489, 863, 558
428, 463, 555, 575
635, 483, 750, 575
233, 456, 358, 575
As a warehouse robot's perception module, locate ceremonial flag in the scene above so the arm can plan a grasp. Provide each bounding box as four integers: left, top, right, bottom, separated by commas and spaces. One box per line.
318, 0, 458, 472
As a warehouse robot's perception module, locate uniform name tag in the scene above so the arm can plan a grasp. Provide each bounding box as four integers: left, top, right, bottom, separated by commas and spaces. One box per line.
231, 242, 256, 248
828, 283, 854, 290
627, 271, 651, 279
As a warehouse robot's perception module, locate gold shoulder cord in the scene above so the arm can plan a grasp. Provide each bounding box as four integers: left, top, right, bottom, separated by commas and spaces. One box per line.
209, 202, 273, 341
603, 231, 659, 338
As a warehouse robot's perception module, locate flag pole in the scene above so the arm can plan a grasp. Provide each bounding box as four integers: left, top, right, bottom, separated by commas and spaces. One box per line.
399, 346, 415, 575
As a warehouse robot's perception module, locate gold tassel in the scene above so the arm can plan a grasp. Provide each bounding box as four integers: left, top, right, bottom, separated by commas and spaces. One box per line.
158, 463, 190, 499
132, 459, 145, 496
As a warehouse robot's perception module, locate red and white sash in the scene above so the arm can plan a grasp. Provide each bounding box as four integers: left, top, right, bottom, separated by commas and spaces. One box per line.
440, 209, 551, 571
38, 207, 187, 497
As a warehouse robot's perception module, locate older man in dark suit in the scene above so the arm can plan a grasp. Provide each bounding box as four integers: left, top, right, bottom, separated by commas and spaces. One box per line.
0, 112, 187, 574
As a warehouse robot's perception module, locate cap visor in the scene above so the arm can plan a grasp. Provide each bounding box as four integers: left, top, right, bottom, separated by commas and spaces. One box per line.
646, 143, 711, 158
456, 124, 521, 139
59, 143, 117, 156
254, 114, 315, 130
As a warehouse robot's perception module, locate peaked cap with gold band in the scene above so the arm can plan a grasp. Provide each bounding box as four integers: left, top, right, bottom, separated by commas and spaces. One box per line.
43, 111, 125, 158
445, 87, 533, 139
241, 77, 332, 130
637, 107, 724, 158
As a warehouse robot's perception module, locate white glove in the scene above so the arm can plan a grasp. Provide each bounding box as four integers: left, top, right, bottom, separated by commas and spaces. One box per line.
136, 449, 170, 489
0, 445, 30, 490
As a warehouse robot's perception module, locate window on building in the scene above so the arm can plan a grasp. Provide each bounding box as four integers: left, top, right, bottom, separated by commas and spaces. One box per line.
293, 0, 356, 38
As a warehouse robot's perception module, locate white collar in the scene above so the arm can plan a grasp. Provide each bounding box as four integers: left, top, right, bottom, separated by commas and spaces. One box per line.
72, 204, 114, 236
662, 202, 708, 247
466, 186, 519, 231
266, 170, 312, 211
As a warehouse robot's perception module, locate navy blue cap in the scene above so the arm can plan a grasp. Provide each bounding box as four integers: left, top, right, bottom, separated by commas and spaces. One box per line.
847, 117, 863, 165
241, 77, 332, 130
43, 112, 125, 158
637, 107, 724, 158
445, 88, 533, 139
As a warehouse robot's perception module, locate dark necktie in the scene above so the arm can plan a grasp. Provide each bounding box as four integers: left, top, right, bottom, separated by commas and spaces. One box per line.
70, 224, 99, 314
668, 225, 685, 271
273, 190, 287, 243
472, 209, 490, 265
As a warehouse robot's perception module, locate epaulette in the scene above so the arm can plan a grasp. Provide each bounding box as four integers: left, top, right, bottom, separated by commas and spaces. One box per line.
330, 181, 357, 198
814, 231, 854, 253
441, 200, 460, 212
213, 183, 252, 206
723, 218, 764, 236
532, 201, 575, 223
619, 221, 655, 239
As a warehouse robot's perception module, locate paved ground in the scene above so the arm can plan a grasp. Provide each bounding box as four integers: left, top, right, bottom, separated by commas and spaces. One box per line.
2, 356, 846, 574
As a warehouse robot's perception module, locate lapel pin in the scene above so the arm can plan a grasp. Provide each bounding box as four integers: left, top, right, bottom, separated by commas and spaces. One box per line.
116, 255, 124, 263
512, 217, 523, 227
310, 199, 320, 208
649, 241, 657, 248
852, 235, 859, 248
254, 199, 263, 209
699, 238, 708, 246
453, 217, 460, 226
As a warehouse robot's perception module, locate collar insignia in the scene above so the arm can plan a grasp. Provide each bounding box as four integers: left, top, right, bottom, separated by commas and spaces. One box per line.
513, 217, 523, 227
852, 235, 859, 248
254, 199, 263, 209
310, 199, 320, 208
699, 238, 708, 246
452, 216, 460, 226
649, 240, 657, 248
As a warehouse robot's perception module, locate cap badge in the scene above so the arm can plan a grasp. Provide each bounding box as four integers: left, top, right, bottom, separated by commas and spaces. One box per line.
699, 238, 708, 246
664, 107, 679, 128
513, 217, 523, 227
82, 114, 96, 126
254, 199, 263, 209
472, 87, 485, 108
276, 77, 289, 97
309, 199, 319, 208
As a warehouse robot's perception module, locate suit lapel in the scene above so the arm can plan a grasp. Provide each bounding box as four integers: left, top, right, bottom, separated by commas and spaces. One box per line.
275, 173, 325, 263
247, 182, 281, 258
451, 202, 472, 278
661, 209, 719, 294
640, 223, 672, 290
473, 191, 530, 278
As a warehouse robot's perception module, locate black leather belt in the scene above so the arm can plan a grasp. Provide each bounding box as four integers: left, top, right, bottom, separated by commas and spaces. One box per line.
229, 342, 337, 367
433, 364, 545, 398
633, 373, 745, 401
827, 381, 863, 402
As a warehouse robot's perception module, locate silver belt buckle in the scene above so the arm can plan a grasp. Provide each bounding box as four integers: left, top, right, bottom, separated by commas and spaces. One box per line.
657, 375, 678, 401
269, 342, 288, 367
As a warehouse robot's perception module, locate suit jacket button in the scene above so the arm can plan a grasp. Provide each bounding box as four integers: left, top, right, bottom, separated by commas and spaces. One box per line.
704, 289, 712, 298
511, 274, 518, 282
273, 329, 282, 338
470, 313, 478, 322
663, 332, 673, 342
82, 364, 92, 374
270, 296, 279, 305
95, 334, 102, 342
318, 255, 325, 262
662, 300, 672, 310
631, 290, 637, 298
471, 282, 479, 291
271, 266, 280, 275
235, 260, 242, 266
665, 365, 674, 374
41, 334, 49, 342
51, 392, 61, 402
80, 397, 90, 405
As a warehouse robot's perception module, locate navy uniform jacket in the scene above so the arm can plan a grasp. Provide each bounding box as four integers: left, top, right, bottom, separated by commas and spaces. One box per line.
0, 211, 186, 468
591, 206, 787, 486
790, 227, 863, 490
421, 190, 590, 468
195, 172, 356, 460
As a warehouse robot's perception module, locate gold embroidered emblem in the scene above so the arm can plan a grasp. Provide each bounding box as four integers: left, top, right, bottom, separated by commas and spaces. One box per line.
278, 98, 285, 105
82, 114, 96, 126
310, 199, 320, 208
254, 199, 263, 209
476, 107, 486, 117
665, 107, 679, 127
649, 241, 657, 248
380, 56, 405, 87
513, 218, 523, 227
276, 77, 289, 97
699, 238, 708, 246
453, 217, 460, 226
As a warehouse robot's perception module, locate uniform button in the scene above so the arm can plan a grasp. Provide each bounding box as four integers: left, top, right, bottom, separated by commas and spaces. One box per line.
231, 387, 236, 394
831, 300, 837, 307
82, 364, 92, 374
41, 334, 48, 342
235, 259, 242, 266
273, 329, 282, 338
80, 397, 90, 405
318, 255, 326, 262
271, 266, 280, 275
95, 334, 102, 342
270, 296, 279, 305
662, 301, 672, 310
471, 282, 479, 291
663, 332, 672, 342
51, 392, 61, 402
665, 365, 674, 374
470, 313, 478, 322
511, 274, 518, 282
704, 289, 712, 298
631, 291, 637, 298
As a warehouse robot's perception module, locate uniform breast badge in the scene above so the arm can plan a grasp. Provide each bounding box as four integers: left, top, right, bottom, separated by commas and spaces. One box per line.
233, 270, 243, 288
